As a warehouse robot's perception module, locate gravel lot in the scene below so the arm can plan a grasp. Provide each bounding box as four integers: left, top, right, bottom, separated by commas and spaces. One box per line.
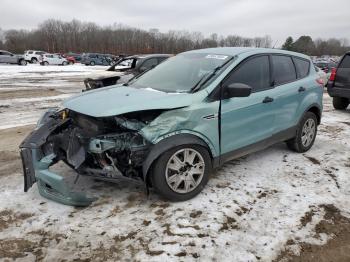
0, 65, 349, 262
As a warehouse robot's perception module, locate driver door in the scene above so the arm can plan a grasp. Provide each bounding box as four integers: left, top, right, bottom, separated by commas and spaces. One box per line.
220, 55, 276, 156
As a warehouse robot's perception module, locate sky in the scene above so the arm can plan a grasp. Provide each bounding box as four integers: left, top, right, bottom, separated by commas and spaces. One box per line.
0, 0, 349, 45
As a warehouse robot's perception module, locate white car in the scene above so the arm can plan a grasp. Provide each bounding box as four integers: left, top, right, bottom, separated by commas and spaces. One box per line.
24, 50, 46, 63
39, 54, 68, 66
315, 66, 328, 86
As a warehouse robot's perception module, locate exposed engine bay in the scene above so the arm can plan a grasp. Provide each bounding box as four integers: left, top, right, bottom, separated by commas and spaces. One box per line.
44, 109, 164, 180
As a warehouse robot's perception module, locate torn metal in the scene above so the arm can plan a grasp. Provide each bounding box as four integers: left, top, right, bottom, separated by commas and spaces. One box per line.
19, 109, 163, 206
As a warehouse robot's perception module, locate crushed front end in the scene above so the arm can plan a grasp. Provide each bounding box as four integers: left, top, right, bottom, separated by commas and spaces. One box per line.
19, 109, 158, 206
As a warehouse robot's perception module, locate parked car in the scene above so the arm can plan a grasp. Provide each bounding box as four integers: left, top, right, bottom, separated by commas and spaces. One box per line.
81, 53, 114, 66
66, 53, 82, 62
315, 66, 327, 86
39, 54, 68, 65
315, 61, 337, 73
327, 52, 350, 110
55, 54, 76, 64
20, 47, 323, 206
0, 50, 27, 65
24, 50, 46, 63
84, 54, 171, 91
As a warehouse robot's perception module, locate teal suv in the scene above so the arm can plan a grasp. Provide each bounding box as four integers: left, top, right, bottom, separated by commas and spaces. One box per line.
20, 48, 323, 206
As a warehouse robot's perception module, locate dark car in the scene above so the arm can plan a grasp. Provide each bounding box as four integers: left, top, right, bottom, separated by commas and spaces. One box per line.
327, 52, 350, 110
84, 54, 171, 91
81, 53, 114, 66
0, 50, 27, 65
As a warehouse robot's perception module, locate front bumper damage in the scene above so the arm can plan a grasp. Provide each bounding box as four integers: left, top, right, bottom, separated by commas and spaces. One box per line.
19, 110, 152, 206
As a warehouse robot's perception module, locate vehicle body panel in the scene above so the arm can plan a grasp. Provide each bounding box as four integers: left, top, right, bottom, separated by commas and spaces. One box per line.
328, 53, 350, 99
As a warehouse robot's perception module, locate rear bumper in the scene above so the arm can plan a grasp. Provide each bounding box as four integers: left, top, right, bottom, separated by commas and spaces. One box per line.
327, 84, 350, 99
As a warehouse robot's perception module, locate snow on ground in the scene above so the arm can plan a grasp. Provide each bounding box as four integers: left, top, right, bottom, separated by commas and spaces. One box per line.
0, 65, 349, 261
0, 64, 108, 129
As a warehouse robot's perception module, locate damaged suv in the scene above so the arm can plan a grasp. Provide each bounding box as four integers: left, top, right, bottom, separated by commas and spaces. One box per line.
20, 48, 323, 206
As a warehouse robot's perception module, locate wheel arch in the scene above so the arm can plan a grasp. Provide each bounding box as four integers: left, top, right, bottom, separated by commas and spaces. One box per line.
142, 133, 214, 182
305, 103, 322, 125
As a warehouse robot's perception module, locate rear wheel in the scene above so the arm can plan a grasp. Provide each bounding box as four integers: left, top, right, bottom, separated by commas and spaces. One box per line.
69, 61, 74, 65
151, 145, 211, 201
43, 61, 49, 66
286, 112, 317, 153
90, 61, 95, 66
333, 97, 349, 110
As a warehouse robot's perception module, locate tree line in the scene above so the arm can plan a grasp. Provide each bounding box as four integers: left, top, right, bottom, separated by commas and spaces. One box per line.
282, 36, 349, 56
0, 19, 348, 56
0, 19, 272, 54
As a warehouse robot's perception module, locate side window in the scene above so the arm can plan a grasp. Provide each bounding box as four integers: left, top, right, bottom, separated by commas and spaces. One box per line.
272, 55, 297, 85
140, 58, 158, 71
158, 57, 168, 63
224, 55, 270, 93
293, 57, 310, 79
28, 51, 33, 54
0, 52, 4, 56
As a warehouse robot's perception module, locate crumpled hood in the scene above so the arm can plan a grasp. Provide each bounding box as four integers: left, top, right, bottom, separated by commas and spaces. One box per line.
63, 85, 194, 117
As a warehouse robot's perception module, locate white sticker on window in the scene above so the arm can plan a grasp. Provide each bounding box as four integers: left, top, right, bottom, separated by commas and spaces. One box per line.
205, 54, 228, 60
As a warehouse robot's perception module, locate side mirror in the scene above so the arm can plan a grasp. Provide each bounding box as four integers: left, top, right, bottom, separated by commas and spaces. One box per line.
222, 83, 252, 99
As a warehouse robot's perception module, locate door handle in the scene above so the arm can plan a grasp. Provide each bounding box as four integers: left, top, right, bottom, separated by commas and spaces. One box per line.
298, 86, 306, 92
262, 96, 274, 103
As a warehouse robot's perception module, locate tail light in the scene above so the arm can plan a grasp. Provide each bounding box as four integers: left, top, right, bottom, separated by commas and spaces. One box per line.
316, 78, 324, 86
329, 68, 336, 81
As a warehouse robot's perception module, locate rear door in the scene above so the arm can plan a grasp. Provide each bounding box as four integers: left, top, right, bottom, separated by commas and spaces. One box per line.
334, 54, 350, 89
271, 55, 309, 133
220, 55, 276, 155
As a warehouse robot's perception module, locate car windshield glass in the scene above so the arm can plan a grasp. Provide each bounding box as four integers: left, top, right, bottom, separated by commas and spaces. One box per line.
128, 53, 233, 93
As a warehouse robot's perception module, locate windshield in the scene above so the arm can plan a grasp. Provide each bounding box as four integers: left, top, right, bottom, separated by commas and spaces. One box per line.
129, 53, 233, 93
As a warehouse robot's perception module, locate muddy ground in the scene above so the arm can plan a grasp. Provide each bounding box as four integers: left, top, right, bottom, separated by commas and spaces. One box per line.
0, 65, 349, 261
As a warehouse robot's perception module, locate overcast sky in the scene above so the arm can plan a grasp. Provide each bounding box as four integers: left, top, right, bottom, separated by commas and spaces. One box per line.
0, 0, 349, 45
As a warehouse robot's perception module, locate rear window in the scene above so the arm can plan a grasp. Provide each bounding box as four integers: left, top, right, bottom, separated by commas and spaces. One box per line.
272, 55, 297, 85
293, 57, 310, 78
339, 55, 350, 68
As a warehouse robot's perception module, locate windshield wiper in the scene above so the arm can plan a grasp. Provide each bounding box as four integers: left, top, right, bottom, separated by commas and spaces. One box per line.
190, 57, 234, 93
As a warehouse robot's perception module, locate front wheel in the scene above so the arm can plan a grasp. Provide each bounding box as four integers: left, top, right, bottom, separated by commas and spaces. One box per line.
151, 145, 211, 201
333, 97, 349, 110
90, 61, 95, 66
286, 112, 317, 153
19, 59, 27, 66
62, 61, 68, 66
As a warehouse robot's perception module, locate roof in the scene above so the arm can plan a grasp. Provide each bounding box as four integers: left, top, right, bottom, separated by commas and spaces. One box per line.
126, 54, 172, 59
185, 47, 310, 59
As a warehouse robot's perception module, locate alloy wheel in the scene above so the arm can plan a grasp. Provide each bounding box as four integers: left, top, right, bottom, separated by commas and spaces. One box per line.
301, 118, 316, 147
165, 148, 205, 194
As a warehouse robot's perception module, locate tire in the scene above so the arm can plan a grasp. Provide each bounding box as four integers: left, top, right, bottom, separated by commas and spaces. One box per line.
150, 144, 212, 201
333, 97, 349, 110
19, 59, 27, 66
31, 57, 37, 64
90, 61, 95, 66
69, 61, 74, 65
286, 112, 318, 153
43, 61, 49, 66
62, 61, 68, 66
